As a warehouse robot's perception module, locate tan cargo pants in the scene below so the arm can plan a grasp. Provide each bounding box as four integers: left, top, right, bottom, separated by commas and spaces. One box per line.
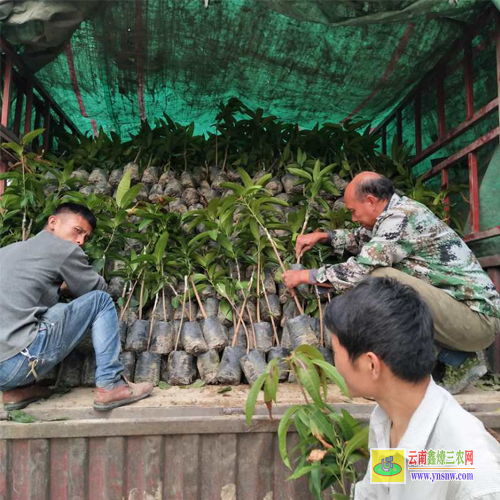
371, 267, 500, 352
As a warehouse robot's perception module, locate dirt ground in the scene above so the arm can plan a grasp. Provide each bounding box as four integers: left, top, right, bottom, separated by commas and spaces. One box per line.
3, 382, 498, 413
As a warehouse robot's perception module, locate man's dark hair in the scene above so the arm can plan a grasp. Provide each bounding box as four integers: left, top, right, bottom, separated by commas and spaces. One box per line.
355, 175, 394, 201
324, 277, 435, 383
51, 203, 97, 231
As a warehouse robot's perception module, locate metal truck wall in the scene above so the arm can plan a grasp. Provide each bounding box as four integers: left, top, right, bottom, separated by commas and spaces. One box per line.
0, 412, 319, 500
0, 434, 314, 500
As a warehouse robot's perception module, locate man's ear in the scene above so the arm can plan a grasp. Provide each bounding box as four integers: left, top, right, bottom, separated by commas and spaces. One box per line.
365, 194, 378, 209
46, 215, 57, 230
365, 351, 382, 380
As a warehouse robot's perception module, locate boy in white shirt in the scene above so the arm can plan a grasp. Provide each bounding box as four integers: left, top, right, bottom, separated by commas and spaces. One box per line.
324, 277, 500, 500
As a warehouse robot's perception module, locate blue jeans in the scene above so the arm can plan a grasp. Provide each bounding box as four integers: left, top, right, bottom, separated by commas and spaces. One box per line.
0, 291, 123, 390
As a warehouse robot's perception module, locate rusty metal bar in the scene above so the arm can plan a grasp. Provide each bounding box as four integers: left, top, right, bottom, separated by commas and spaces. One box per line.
43, 103, 51, 151
1, 53, 13, 127
24, 80, 33, 135
415, 91, 422, 156
422, 127, 500, 180
372, 6, 497, 137
497, 12, 500, 132
412, 98, 498, 166
12, 86, 24, 138
0, 36, 80, 136
0, 160, 6, 196
464, 226, 500, 243
468, 151, 480, 233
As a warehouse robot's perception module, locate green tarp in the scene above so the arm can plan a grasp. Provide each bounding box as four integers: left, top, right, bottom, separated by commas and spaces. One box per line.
1, 0, 494, 139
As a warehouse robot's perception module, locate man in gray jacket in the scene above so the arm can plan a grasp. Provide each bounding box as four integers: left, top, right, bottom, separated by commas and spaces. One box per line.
0, 203, 153, 411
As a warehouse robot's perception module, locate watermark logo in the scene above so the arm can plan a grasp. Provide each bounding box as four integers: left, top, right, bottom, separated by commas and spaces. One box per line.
370, 449, 406, 484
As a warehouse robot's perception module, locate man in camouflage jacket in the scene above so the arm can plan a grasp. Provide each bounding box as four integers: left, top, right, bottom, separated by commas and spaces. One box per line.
282, 172, 500, 354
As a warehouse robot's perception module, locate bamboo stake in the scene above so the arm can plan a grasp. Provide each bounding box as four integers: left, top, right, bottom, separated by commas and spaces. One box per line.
190, 276, 207, 319
138, 277, 145, 320
162, 287, 167, 321
315, 286, 324, 347
261, 274, 279, 347
174, 276, 188, 352
119, 272, 143, 321
246, 303, 257, 350
256, 253, 261, 323
231, 275, 254, 348
147, 293, 159, 350
229, 301, 251, 352
187, 281, 193, 322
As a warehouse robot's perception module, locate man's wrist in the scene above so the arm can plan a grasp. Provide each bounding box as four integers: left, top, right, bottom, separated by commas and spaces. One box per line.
315, 232, 329, 244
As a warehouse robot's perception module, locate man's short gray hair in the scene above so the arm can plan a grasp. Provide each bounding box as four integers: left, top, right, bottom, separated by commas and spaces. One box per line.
355, 175, 394, 201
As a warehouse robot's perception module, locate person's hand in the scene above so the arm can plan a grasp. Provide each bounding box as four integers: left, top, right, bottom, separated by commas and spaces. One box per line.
282, 269, 311, 290
295, 232, 328, 260
59, 281, 70, 297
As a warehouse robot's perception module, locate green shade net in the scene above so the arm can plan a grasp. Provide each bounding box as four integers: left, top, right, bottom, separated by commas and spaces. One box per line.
2, 0, 491, 139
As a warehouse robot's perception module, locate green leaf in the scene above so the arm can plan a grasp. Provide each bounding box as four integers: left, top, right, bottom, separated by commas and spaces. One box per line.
219, 299, 233, 322
311, 359, 349, 397
295, 345, 324, 360
288, 465, 315, 480
2, 141, 23, 156
217, 387, 232, 394
344, 425, 369, 459
154, 231, 169, 267
158, 381, 172, 390
296, 361, 324, 409
21, 128, 45, 145
256, 173, 272, 187
116, 169, 131, 206
119, 183, 143, 209
245, 370, 268, 426
287, 167, 312, 182
8, 410, 37, 424
237, 167, 253, 189
278, 405, 301, 468
180, 380, 206, 389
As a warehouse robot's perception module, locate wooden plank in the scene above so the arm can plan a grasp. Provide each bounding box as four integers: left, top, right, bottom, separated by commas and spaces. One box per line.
478, 255, 500, 268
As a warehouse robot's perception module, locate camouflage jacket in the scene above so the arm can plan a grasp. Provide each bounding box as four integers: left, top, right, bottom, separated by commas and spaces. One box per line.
311, 194, 500, 318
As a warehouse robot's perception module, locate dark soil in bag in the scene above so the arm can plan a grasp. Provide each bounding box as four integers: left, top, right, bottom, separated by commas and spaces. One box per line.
172, 320, 183, 350
56, 351, 84, 387
120, 351, 136, 381
240, 350, 267, 385
227, 326, 247, 350
197, 349, 220, 384
260, 294, 282, 322
200, 298, 219, 319
254, 322, 273, 353
280, 323, 292, 350
318, 346, 334, 366
149, 321, 175, 354
281, 300, 299, 327
217, 346, 246, 385
38, 363, 60, 386
201, 317, 228, 351
82, 354, 97, 387
75, 329, 94, 354
167, 351, 197, 386
135, 351, 161, 385
125, 320, 149, 352
173, 301, 198, 321
118, 320, 128, 349
267, 347, 291, 381
182, 321, 208, 355
287, 315, 319, 349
